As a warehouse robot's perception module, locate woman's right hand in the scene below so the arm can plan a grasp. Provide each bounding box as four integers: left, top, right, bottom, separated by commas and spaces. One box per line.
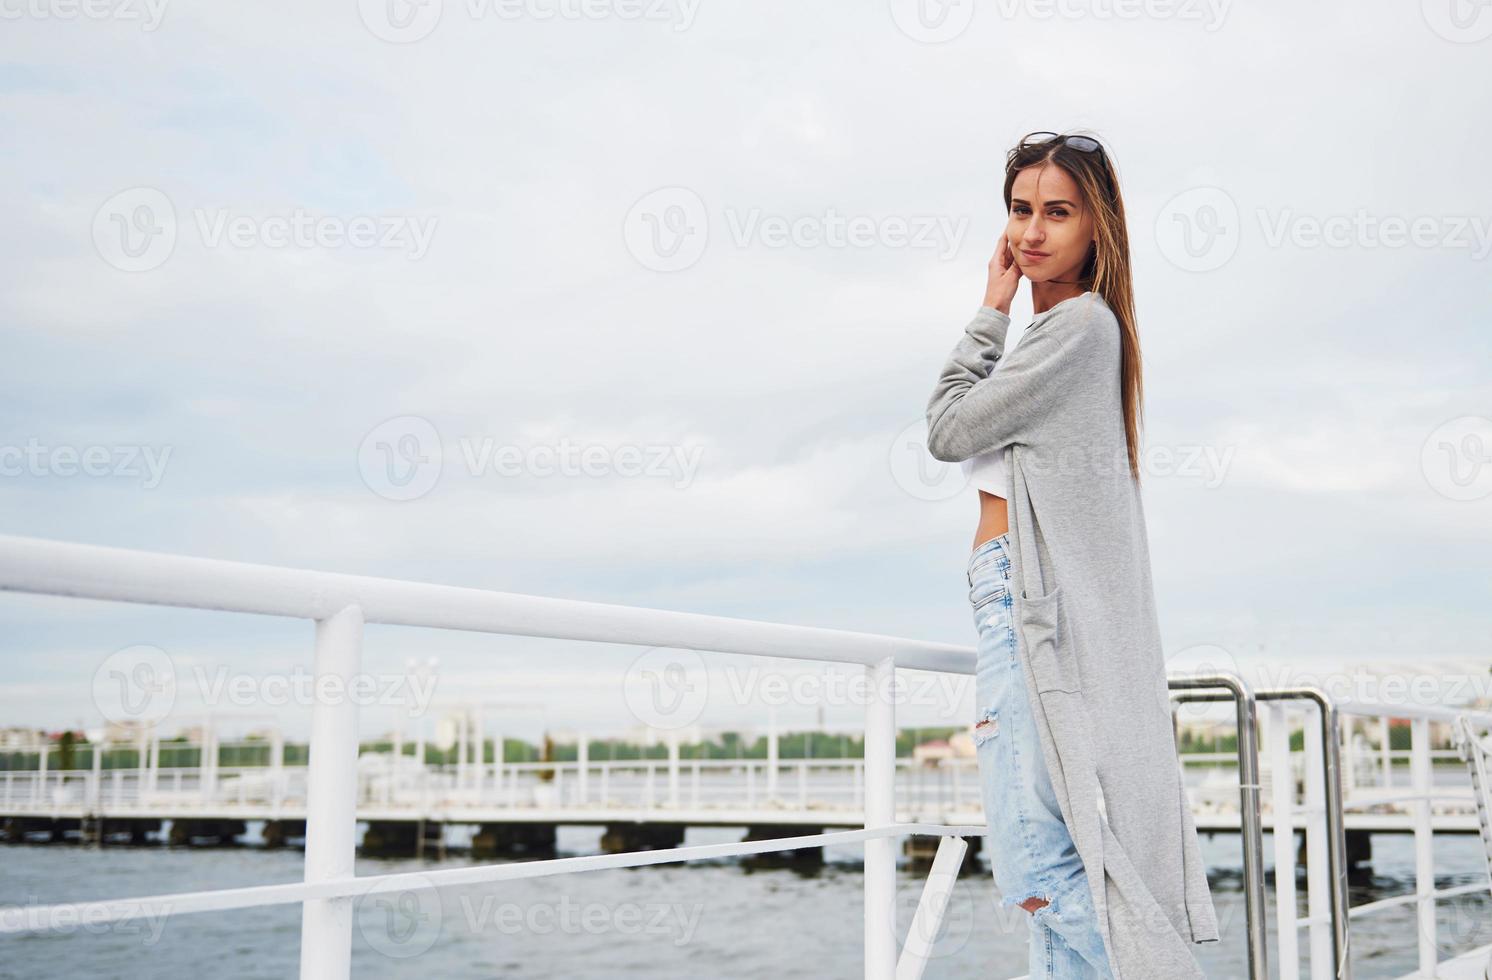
982, 235, 1023, 314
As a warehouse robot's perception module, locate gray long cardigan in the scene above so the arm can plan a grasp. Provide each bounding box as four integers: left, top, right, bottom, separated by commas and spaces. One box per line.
925, 291, 1220, 979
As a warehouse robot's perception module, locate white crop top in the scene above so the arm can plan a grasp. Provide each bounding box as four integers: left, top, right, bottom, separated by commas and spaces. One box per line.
959, 307, 1034, 499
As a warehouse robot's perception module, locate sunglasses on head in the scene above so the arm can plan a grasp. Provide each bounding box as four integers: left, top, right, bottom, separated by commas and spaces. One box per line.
1018, 132, 1104, 155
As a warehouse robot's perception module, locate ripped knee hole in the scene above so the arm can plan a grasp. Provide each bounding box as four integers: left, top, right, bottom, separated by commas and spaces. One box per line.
972, 707, 999, 746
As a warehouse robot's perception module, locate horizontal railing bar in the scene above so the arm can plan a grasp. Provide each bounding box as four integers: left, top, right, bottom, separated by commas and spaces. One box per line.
1334, 698, 1492, 726
0, 534, 973, 674
1346, 879, 1492, 918
1292, 913, 1331, 929
1174, 689, 1492, 726
1341, 792, 1474, 807
0, 821, 988, 935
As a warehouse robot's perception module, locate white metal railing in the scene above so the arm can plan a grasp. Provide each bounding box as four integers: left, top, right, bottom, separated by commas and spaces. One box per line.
0, 533, 991, 979
1330, 702, 1492, 980
5, 534, 1486, 978
1179, 686, 1492, 980
7, 743, 1483, 829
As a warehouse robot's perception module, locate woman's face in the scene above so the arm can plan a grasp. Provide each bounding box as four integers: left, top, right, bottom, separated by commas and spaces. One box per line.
1005, 163, 1096, 286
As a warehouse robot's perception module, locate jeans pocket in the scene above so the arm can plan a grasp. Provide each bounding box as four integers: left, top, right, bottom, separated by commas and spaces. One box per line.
969, 578, 1009, 611
1019, 586, 1081, 694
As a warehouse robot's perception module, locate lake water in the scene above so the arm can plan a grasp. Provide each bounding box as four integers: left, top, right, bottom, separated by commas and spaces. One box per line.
1, 825, 1488, 978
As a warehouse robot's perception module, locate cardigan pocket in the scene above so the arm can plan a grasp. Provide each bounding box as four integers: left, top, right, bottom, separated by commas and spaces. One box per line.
1019, 586, 1081, 694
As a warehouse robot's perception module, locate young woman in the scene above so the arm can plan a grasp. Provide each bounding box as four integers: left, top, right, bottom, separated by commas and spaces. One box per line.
925, 132, 1219, 979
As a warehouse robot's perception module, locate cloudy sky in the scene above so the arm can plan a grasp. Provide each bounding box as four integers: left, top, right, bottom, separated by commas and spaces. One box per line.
2, 0, 1489, 741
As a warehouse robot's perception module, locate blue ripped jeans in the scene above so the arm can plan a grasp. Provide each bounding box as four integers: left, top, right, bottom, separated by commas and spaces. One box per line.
968, 532, 1114, 979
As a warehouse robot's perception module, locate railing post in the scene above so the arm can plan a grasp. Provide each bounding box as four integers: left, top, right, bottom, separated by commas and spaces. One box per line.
91, 738, 104, 814
864, 655, 896, 980
298, 604, 364, 980
1410, 716, 1435, 977
1379, 716, 1393, 790
455, 711, 468, 793
201, 718, 217, 804
577, 730, 588, 805
1301, 701, 1333, 977
498, 730, 510, 805
1266, 703, 1300, 980
667, 729, 680, 809
1168, 673, 1269, 980
767, 706, 779, 803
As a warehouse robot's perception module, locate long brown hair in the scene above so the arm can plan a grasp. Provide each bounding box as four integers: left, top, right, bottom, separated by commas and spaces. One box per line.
1001, 131, 1142, 483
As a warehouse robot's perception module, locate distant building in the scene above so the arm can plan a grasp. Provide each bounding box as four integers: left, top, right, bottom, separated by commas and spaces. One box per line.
1177, 718, 1235, 745
947, 731, 976, 758
622, 723, 705, 747
912, 739, 955, 765
104, 719, 150, 742
0, 727, 43, 750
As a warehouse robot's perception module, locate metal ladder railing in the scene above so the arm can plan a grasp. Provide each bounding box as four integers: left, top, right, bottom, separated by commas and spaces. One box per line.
1176, 684, 1492, 980
1453, 715, 1492, 980
1455, 715, 1492, 883
1169, 677, 1348, 980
